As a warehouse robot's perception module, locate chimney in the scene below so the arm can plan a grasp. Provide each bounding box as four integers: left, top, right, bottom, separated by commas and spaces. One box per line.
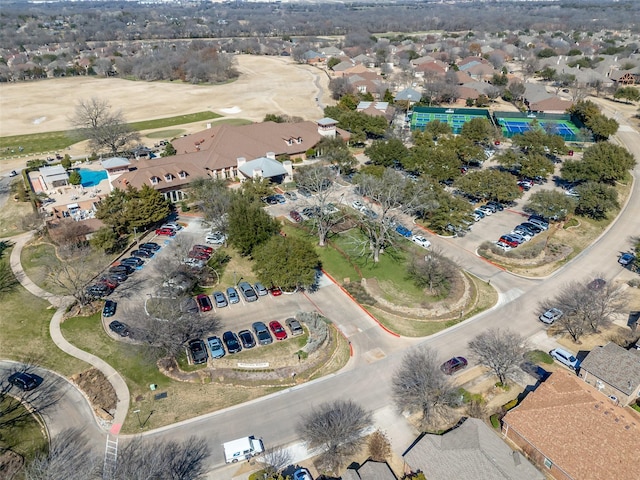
282, 160, 293, 178
266, 152, 276, 160
206, 123, 212, 129
237, 157, 246, 168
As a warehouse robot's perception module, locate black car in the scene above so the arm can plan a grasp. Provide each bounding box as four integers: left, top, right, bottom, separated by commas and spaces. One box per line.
120, 257, 144, 267
107, 271, 128, 283
8, 372, 40, 391
486, 201, 504, 212
131, 249, 153, 258
222, 331, 242, 354
188, 339, 208, 364
109, 321, 130, 337
238, 329, 256, 349
86, 284, 112, 298
103, 300, 117, 317
252, 321, 273, 345
519, 222, 542, 234
109, 264, 135, 275
140, 242, 161, 252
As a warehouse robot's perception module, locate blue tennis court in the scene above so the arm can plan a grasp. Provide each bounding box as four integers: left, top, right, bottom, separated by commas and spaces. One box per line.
496, 117, 580, 141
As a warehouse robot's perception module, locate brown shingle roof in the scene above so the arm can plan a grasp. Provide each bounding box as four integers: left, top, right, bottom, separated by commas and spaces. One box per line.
111, 156, 209, 191
502, 370, 640, 480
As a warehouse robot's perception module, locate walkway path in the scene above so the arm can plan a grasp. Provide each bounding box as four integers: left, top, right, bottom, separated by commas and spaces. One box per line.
7, 231, 130, 434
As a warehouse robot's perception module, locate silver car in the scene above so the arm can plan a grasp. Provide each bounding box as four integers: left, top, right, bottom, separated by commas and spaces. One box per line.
539, 308, 563, 325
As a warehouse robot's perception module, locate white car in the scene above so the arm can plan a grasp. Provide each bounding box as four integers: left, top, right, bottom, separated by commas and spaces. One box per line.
477, 205, 493, 216
351, 200, 365, 211
162, 222, 182, 231
495, 241, 512, 252
539, 307, 563, 325
205, 232, 226, 245
511, 229, 532, 241
411, 235, 431, 249
550, 347, 580, 370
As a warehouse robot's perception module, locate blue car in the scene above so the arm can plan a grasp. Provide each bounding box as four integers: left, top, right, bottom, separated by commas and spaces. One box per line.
274, 194, 286, 204
395, 225, 412, 238
207, 336, 225, 358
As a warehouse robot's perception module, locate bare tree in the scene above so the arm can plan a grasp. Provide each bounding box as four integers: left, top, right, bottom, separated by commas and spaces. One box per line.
367, 430, 391, 463
407, 249, 458, 296
294, 165, 343, 247
259, 446, 293, 477
46, 244, 105, 305
297, 400, 372, 474
392, 349, 459, 430
70, 98, 140, 155
468, 329, 526, 385
23, 428, 101, 480
188, 177, 233, 235
0, 241, 18, 296
112, 435, 210, 480
353, 169, 437, 262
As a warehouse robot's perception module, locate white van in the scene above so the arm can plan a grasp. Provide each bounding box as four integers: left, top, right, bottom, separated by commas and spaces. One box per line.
223, 436, 264, 463
550, 348, 580, 370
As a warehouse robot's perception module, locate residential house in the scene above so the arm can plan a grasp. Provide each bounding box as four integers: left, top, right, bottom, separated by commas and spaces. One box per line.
522, 83, 573, 113
356, 101, 394, 122
342, 460, 397, 480
414, 61, 447, 79
578, 341, 640, 406
302, 50, 325, 65
403, 417, 542, 480
395, 87, 422, 104
465, 63, 496, 82
610, 67, 640, 85
346, 71, 388, 98
100, 157, 131, 176
352, 54, 376, 68
502, 370, 640, 480
320, 46, 344, 57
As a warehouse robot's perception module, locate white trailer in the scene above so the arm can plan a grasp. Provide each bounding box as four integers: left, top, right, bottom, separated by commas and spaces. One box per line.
223, 436, 264, 463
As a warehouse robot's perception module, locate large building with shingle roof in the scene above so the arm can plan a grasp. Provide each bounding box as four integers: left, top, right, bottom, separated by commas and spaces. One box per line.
502, 370, 640, 480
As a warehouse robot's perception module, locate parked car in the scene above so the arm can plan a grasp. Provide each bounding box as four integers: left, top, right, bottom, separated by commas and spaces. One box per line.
188, 339, 208, 364
161, 222, 182, 231
511, 229, 532, 241
196, 294, 213, 312
290, 210, 303, 223
120, 257, 144, 267
226, 287, 240, 304
188, 250, 210, 261
508, 232, 528, 244
550, 348, 580, 370
103, 300, 117, 317
395, 225, 412, 237
269, 286, 283, 296
207, 336, 225, 358
139, 242, 161, 252
254, 282, 268, 296
486, 201, 504, 212
252, 321, 273, 345
238, 281, 258, 302
501, 234, 523, 245
183, 258, 205, 269
205, 232, 226, 245
619, 252, 635, 266
222, 331, 242, 354
131, 249, 154, 258
212, 291, 228, 308
527, 216, 549, 230
440, 356, 468, 375
539, 307, 563, 325
498, 236, 518, 248
8, 372, 39, 391
284, 191, 298, 201
351, 200, 365, 211
109, 320, 130, 337
477, 205, 493, 216
109, 264, 134, 275
495, 241, 512, 252
8, 170, 18, 177
263, 195, 279, 205
155, 228, 176, 236
286, 318, 304, 336
411, 235, 431, 249
107, 271, 128, 283
473, 209, 485, 220
269, 320, 288, 341
519, 222, 542, 234
274, 194, 286, 204
86, 284, 112, 298
192, 244, 214, 254
293, 468, 313, 480
238, 330, 256, 349
298, 187, 312, 197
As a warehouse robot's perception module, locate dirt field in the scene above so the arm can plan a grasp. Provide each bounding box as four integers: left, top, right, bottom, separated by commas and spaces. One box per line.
0, 55, 328, 138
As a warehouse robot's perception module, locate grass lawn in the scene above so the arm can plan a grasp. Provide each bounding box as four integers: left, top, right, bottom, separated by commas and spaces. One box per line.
0, 253, 88, 375
218, 246, 259, 286
0, 196, 33, 238
145, 129, 185, 139
0, 399, 48, 462
0, 111, 221, 161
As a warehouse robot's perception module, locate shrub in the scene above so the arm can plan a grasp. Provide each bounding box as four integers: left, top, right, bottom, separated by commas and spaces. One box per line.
490, 414, 501, 429
503, 398, 518, 411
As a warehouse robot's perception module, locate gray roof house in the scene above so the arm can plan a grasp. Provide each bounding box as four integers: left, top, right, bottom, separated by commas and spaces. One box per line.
237, 155, 289, 182
578, 341, 640, 405
403, 417, 543, 480
38, 165, 69, 189
395, 88, 422, 102
342, 460, 397, 480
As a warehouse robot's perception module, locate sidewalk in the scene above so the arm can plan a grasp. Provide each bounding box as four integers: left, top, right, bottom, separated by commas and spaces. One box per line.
7, 231, 130, 434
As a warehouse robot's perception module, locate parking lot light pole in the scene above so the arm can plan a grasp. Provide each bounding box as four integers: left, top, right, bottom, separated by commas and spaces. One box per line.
133, 409, 142, 429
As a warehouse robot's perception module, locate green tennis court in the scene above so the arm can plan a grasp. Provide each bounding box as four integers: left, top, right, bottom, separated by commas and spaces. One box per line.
410, 107, 491, 134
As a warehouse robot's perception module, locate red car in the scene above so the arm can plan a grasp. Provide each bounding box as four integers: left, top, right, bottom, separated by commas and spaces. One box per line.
155, 228, 176, 236
269, 320, 288, 341
440, 356, 468, 375
192, 244, 213, 254
269, 286, 283, 297
196, 294, 213, 312
189, 250, 210, 260
498, 236, 518, 248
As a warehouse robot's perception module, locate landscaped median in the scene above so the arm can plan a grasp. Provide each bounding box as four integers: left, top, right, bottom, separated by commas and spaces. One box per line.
281, 223, 498, 337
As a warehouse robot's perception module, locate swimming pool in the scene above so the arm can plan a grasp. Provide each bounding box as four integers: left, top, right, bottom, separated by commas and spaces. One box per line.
78, 169, 108, 188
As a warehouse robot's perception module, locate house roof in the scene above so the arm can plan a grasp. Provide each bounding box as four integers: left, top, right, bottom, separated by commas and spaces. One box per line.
110, 156, 209, 191
317, 117, 338, 126
39, 165, 67, 178
403, 417, 542, 480
580, 342, 640, 395
529, 96, 573, 113
238, 157, 287, 179
343, 460, 397, 480
395, 88, 422, 101
502, 370, 640, 480
101, 157, 131, 169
